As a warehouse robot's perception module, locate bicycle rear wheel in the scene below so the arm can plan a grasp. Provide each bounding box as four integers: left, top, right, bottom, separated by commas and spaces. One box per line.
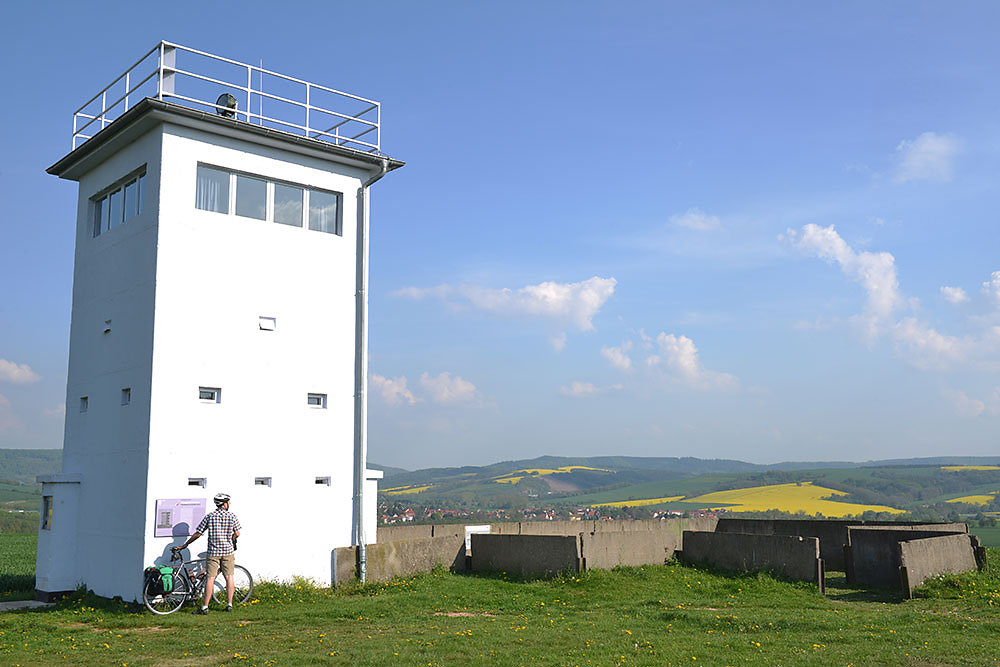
212, 564, 253, 605
143, 573, 189, 615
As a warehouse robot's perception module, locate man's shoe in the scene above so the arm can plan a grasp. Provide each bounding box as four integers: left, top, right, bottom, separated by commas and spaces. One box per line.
222, 606, 232, 612
192, 607, 209, 615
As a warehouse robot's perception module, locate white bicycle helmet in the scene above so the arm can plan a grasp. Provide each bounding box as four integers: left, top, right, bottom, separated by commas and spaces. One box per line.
214, 492, 231, 507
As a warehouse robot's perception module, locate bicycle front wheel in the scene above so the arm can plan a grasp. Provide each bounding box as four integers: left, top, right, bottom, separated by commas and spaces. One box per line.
212, 564, 253, 605
143, 574, 189, 615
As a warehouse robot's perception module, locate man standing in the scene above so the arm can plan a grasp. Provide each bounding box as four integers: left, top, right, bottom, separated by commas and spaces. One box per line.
173, 492, 242, 614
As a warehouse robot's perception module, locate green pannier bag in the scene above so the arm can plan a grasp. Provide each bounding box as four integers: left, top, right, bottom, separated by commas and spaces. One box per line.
158, 566, 174, 593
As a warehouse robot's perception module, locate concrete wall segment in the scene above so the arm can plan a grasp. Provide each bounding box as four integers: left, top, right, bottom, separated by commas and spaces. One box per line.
471, 534, 581, 577
681, 531, 823, 587
898, 534, 978, 599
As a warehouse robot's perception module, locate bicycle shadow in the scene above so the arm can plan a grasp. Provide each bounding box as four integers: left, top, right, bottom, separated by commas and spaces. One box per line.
150, 522, 207, 566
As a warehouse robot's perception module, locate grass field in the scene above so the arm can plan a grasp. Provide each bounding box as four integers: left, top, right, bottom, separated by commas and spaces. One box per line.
0, 533, 36, 602
971, 525, 1000, 548
1, 535, 999, 665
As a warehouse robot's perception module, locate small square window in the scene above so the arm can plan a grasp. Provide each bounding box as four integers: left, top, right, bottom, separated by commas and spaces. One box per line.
188, 477, 206, 487
259, 316, 276, 331
307, 393, 327, 408
199, 387, 221, 403
41, 496, 53, 530
121, 388, 131, 406
315, 476, 331, 486
255, 477, 272, 487
80, 396, 89, 412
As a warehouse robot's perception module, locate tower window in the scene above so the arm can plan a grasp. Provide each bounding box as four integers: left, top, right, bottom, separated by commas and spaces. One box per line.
199, 387, 221, 403
121, 388, 131, 406
41, 496, 53, 530
236, 174, 267, 220
255, 477, 272, 487
315, 477, 331, 486
195, 165, 230, 213
188, 477, 207, 488
193, 164, 341, 235
259, 316, 276, 331
308, 189, 340, 234
307, 393, 327, 408
92, 168, 146, 237
273, 183, 303, 226
80, 396, 89, 412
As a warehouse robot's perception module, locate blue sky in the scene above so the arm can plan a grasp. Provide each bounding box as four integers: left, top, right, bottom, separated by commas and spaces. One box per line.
1, 2, 998, 468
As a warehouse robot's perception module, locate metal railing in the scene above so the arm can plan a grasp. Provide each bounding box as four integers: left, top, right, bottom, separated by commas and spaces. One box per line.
71, 41, 381, 153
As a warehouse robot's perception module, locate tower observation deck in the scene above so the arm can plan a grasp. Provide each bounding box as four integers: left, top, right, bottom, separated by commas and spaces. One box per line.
71, 41, 383, 154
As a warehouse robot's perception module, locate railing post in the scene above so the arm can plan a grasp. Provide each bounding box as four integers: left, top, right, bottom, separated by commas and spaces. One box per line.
101, 92, 107, 129
246, 65, 252, 123
376, 102, 381, 152
305, 83, 310, 137
157, 42, 164, 101
125, 72, 130, 111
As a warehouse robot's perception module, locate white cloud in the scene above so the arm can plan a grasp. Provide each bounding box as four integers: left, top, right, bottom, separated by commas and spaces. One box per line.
419, 372, 477, 404
891, 318, 968, 370
0, 394, 23, 432
786, 223, 902, 339
559, 381, 622, 398
601, 343, 632, 371
394, 276, 616, 333
893, 131, 961, 184
549, 332, 568, 352
42, 404, 66, 419
790, 225, 1000, 371
983, 271, 1000, 306
646, 332, 738, 390
940, 286, 969, 305
945, 388, 985, 418
370, 374, 417, 405
670, 207, 721, 231
0, 359, 41, 384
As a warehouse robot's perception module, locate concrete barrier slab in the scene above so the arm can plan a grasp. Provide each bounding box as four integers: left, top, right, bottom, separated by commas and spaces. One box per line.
899, 534, 978, 599
471, 534, 581, 577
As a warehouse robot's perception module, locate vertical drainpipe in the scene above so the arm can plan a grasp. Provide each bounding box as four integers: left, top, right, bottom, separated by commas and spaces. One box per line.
354, 158, 389, 584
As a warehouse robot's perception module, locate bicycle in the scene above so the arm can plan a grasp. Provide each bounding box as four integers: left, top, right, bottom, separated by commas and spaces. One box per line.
142, 550, 253, 614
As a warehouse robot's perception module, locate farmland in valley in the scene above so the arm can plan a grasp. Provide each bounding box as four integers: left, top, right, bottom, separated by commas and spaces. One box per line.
682, 482, 905, 516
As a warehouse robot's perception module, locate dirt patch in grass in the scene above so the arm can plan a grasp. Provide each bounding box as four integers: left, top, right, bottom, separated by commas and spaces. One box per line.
434, 611, 497, 617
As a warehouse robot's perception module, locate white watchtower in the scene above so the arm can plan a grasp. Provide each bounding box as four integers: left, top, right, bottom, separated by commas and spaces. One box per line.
36, 42, 402, 601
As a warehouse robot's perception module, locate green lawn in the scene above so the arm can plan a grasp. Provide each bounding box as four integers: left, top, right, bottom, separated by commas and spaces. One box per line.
1, 533, 999, 665
0, 533, 36, 601
972, 525, 1000, 548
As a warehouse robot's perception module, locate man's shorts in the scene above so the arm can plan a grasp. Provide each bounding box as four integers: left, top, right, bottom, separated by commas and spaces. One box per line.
206, 553, 235, 579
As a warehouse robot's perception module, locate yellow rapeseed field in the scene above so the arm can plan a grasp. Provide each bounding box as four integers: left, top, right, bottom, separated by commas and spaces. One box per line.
593, 496, 685, 508
383, 485, 433, 495
683, 482, 905, 517
494, 466, 614, 484
941, 465, 1000, 471
946, 494, 996, 505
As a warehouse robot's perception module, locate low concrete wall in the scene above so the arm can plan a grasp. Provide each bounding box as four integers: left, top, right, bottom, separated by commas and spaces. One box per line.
716, 519, 967, 570
376, 524, 434, 543
681, 531, 824, 590
581, 530, 673, 569
471, 534, 581, 577
899, 533, 978, 599
332, 535, 466, 586
845, 527, 967, 588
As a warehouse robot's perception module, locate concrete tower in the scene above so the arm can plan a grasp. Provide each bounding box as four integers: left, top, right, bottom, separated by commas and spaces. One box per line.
36, 42, 402, 601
